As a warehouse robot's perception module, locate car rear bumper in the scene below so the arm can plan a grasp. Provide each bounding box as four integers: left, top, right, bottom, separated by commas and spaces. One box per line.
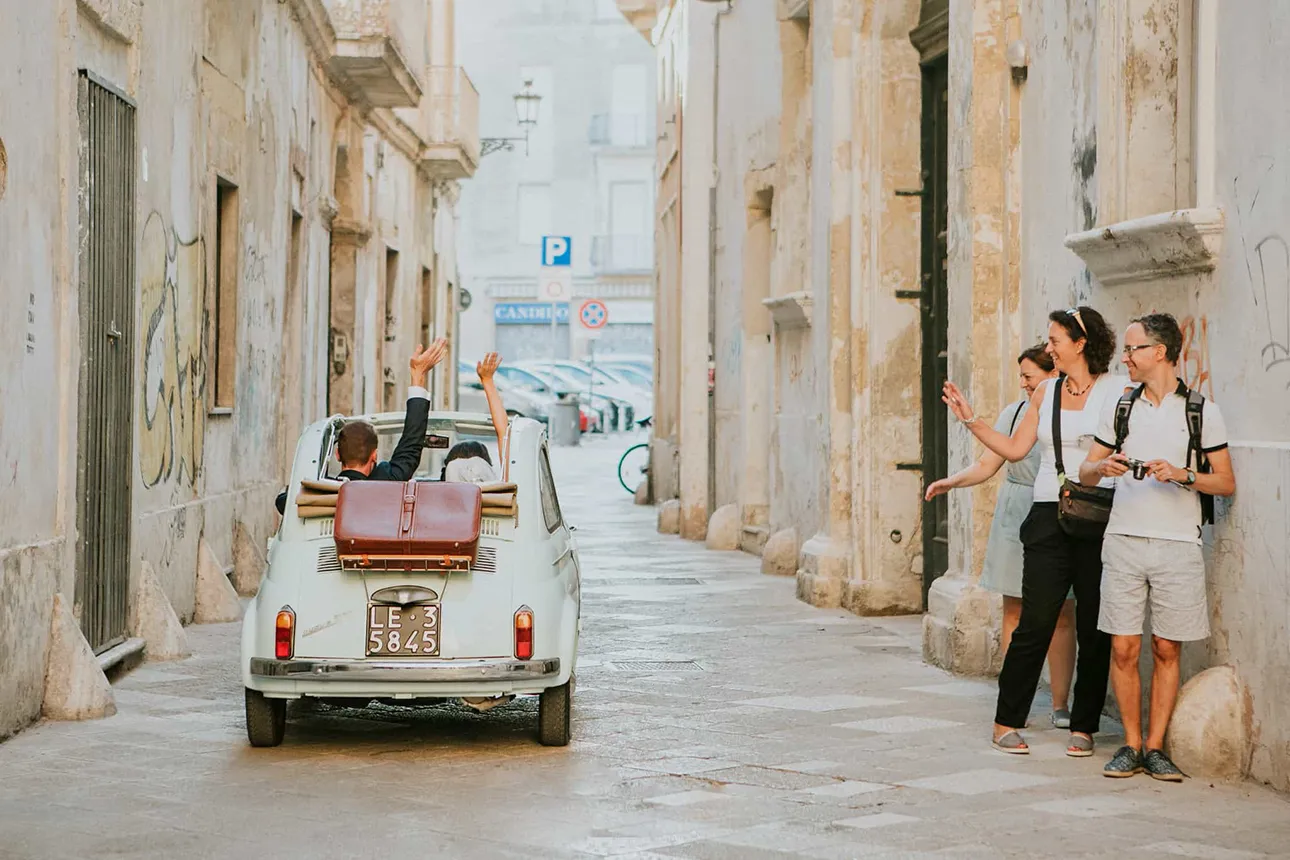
249, 656, 560, 683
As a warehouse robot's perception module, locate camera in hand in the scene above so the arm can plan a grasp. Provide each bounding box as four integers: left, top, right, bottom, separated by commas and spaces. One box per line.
1123, 457, 1148, 480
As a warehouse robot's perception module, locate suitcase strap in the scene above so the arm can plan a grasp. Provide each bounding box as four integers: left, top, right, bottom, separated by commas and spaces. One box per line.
400, 481, 417, 535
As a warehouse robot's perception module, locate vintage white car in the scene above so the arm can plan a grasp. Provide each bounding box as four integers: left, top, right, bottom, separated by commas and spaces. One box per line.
241, 412, 580, 747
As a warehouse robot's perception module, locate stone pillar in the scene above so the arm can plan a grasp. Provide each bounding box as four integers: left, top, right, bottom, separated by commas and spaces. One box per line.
922, 0, 1020, 673
677, 1, 719, 541
739, 175, 774, 555
797, 0, 854, 608
327, 123, 371, 416
843, 0, 926, 617
328, 220, 370, 416
1097, 0, 1194, 223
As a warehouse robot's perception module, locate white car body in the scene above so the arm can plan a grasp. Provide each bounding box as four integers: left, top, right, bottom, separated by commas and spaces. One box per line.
242, 412, 580, 745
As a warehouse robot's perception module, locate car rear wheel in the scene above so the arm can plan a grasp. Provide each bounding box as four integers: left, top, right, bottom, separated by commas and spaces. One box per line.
538, 679, 572, 747
245, 688, 286, 747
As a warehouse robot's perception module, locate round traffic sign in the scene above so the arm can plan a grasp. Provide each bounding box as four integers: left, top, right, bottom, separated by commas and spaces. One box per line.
579, 299, 608, 330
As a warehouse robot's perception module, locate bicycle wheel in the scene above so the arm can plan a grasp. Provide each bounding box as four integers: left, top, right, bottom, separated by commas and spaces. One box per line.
617, 442, 651, 494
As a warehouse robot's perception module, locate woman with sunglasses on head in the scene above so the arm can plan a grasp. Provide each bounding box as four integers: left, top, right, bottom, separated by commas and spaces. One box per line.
926, 344, 1076, 729
942, 307, 1127, 758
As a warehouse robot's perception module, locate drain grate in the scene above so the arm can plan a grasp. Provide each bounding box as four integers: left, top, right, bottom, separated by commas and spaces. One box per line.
608, 660, 705, 672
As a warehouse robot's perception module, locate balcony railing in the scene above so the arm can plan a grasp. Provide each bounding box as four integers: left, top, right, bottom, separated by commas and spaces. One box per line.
324, 0, 422, 108
421, 67, 480, 180
589, 113, 651, 149
591, 235, 653, 274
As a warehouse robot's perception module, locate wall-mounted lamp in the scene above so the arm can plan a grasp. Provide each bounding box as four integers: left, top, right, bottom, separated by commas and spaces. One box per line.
481, 78, 543, 157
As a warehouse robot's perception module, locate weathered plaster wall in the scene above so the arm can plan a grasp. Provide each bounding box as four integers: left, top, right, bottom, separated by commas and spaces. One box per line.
649, 2, 686, 506
678, 0, 715, 539
768, 15, 819, 546
0, 0, 461, 739
712, 0, 782, 513
1197, 1, 1290, 793
844, 0, 924, 615
0, 0, 78, 738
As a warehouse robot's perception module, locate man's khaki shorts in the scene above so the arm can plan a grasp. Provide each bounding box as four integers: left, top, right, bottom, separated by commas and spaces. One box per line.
1098, 534, 1210, 642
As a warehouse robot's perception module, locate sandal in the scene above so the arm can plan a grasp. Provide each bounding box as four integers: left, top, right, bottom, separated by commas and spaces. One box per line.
1051, 709, 1071, 729
993, 730, 1030, 755
1066, 733, 1094, 757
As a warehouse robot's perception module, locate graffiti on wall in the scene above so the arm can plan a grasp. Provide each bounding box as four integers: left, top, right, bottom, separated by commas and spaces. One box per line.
1179, 316, 1214, 400
1233, 159, 1290, 386
139, 211, 207, 488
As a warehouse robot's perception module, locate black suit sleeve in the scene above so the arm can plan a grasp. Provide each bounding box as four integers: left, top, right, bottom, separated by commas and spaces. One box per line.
379, 396, 431, 481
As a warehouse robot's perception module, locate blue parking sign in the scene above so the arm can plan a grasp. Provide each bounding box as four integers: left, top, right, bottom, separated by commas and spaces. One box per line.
542, 236, 572, 267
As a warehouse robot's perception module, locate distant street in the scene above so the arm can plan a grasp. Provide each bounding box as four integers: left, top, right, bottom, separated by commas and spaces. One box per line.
1, 433, 1287, 860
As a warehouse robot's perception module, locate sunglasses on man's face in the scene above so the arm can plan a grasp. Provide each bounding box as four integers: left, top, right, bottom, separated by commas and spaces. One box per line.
1122, 343, 1157, 357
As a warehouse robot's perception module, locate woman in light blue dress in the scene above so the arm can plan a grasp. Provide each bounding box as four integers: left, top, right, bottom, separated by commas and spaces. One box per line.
925, 345, 1075, 727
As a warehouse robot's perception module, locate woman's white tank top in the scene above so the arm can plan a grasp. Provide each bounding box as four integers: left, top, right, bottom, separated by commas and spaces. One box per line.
1032, 374, 1127, 503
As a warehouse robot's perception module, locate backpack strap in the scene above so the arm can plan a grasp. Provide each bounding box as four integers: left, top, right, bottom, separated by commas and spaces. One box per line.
1184, 390, 1206, 470
1183, 387, 1215, 526
1113, 385, 1144, 452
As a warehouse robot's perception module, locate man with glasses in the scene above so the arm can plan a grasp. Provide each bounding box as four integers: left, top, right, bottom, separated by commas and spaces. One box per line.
1079, 314, 1236, 780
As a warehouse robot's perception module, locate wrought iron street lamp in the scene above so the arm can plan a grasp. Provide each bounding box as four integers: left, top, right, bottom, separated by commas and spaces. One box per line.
481, 78, 543, 157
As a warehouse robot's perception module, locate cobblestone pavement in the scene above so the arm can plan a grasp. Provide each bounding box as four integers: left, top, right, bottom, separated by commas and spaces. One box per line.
3, 434, 1289, 860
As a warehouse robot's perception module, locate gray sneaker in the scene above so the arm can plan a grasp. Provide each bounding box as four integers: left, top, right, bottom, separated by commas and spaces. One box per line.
1103, 745, 1144, 778
1144, 749, 1185, 782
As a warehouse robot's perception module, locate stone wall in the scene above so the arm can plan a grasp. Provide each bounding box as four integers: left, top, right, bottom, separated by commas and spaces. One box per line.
0, 0, 463, 739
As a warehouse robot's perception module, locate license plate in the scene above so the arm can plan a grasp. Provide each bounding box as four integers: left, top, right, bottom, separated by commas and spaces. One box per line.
366, 604, 440, 657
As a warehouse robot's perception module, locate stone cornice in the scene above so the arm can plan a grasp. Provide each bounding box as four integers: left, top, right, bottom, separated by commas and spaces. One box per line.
284, 0, 337, 66
369, 108, 425, 163
331, 216, 372, 246
910, 0, 949, 63
762, 291, 813, 329
1063, 208, 1225, 287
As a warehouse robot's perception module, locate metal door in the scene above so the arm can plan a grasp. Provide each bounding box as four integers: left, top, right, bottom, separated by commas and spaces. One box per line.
920, 57, 950, 603
75, 71, 137, 653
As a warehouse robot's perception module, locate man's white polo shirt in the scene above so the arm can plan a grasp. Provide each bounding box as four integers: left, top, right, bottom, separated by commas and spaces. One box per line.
1094, 381, 1228, 545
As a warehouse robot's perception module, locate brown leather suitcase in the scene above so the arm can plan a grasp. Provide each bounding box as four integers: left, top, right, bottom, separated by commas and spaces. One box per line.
333, 480, 482, 571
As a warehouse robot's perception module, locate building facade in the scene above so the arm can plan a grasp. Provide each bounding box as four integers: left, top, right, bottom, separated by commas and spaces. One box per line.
627, 0, 1290, 791
0, 0, 476, 737
455, 0, 656, 367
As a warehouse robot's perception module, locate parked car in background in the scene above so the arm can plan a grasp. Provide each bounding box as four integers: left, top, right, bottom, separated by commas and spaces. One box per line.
457, 361, 554, 423
491, 364, 606, 434
594, 355, 653, 379
593, 362, 653, 393
520, 361, 642, 431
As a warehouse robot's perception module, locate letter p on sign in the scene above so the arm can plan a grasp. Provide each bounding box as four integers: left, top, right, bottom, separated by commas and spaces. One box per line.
542, 236, 571, 267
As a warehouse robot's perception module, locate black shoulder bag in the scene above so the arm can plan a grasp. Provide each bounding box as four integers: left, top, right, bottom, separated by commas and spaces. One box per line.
1053, 377, 1118, 539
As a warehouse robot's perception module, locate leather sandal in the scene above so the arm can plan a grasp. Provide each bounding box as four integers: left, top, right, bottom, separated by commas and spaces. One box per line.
992, 730, 1030, 755
1066, 733, 1094, 757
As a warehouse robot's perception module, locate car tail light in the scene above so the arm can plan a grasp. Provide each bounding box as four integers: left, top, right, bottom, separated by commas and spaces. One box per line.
275, 607, 295, 660
514, 606, 534, 661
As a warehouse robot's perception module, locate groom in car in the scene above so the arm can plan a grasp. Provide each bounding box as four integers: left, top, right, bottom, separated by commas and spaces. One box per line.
274, 339, 449, 514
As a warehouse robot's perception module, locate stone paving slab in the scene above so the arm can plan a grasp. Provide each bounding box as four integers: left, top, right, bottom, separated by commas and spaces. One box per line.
1, 433, 1288, 859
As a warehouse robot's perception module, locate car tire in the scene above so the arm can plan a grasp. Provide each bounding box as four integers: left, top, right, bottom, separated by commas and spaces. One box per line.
245, 688, 286, 747
538, 679, 572, 747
